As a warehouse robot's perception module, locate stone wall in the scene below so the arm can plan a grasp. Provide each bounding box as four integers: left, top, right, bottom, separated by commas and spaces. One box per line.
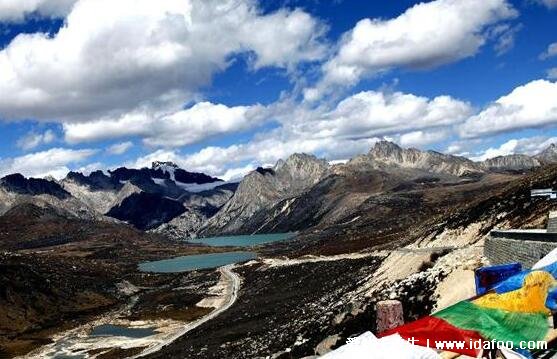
485, 231, 557, 268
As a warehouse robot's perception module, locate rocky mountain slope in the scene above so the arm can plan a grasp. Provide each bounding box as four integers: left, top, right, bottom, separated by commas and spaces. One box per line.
199, 153, 329, 236
107, 192, 187, 230
60, 170, 131, 214
1, 174, 70, 199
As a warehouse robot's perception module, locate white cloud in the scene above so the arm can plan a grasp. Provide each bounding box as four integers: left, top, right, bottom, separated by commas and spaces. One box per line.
399, 130, 449, 148
548, 68, 557, 80
460, 80, 557, 138
491, 24, 522, 56
305, 0, 517, 99
470, 136, 557, 161
540, 42, 557, 60
16, 129, 56, 150
0, 147, 97, 178
0, 0, 77, 22
106, 141, 133, 155
470, 139, 521, 161
298, 91, 472, 140
0, 0, 325, 124
444, 138, 484, 156
63, 102, 266, 146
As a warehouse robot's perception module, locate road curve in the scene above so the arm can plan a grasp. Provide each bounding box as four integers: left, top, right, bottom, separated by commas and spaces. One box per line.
134, 264, 241, 358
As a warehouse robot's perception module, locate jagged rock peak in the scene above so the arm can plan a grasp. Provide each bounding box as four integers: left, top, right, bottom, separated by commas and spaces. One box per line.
369, 140, 405, 158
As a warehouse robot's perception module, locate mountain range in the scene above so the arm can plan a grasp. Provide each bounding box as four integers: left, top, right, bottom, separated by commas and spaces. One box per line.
2, 141, 557, 241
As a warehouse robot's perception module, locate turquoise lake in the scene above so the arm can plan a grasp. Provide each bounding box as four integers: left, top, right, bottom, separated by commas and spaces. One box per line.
187, 232, 296, 247
138, 251, 257, 273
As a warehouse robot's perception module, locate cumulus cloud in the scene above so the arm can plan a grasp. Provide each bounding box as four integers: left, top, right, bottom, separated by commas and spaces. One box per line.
305, 0, 517, 99
0, 147, 96, 178
0, 0, 77, 22
540, 42, 557, 60
459, 80, 557, 138
300, 91, 471, 140
106, 141, 133, 155
548, 68, 557, 80
63, 102, 266, 146
470, 136, 557, 161
16, 129, 56, 150
0, 0, 325, 124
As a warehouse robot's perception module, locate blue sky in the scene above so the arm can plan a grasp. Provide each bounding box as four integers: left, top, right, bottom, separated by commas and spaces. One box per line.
0, 0, 556, 179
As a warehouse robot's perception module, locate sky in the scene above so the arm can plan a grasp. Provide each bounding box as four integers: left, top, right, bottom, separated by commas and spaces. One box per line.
0, 0, 556, 180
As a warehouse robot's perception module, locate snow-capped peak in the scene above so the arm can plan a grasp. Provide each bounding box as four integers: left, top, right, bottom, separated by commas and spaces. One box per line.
152, 161, 178, 181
